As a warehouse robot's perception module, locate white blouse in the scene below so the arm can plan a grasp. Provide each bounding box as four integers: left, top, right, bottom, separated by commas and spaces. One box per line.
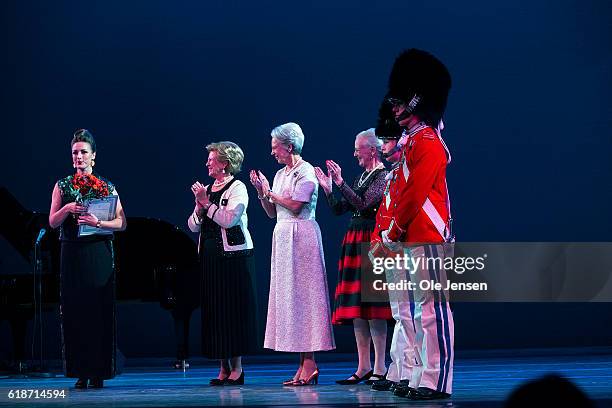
187, 180, 253, 252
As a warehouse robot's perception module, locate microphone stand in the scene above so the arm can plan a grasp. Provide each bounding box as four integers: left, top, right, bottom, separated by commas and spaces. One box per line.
27, 229, 54, 378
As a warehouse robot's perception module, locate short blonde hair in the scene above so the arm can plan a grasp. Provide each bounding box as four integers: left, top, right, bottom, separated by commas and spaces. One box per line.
206, 141, 244, 175
271, 122, 304, 154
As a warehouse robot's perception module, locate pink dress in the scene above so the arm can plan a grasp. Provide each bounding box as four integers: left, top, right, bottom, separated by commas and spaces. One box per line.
264, 160, 336, 352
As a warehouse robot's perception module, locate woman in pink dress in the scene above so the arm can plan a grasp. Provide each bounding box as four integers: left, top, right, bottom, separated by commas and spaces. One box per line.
250, 122, 335, 386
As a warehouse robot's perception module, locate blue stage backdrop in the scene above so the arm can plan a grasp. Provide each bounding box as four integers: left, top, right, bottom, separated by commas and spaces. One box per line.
1, 1, 611, 358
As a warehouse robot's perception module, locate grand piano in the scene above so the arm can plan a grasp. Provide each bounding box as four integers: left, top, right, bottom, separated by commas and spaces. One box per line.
0, 186, 200, 371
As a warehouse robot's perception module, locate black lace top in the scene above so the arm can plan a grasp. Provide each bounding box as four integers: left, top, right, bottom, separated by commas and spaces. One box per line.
325, 168, 388, 220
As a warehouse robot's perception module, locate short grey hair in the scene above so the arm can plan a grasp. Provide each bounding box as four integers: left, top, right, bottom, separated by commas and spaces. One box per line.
271, 122, 304, 155
355, 128, 383, 156
206, 141, 244, 175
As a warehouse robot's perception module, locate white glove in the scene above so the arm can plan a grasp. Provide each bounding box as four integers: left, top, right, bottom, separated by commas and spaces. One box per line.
381, 229, 402, 252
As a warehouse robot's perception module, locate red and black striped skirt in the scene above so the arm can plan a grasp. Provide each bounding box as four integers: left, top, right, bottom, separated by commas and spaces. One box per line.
331, 217, 392, 325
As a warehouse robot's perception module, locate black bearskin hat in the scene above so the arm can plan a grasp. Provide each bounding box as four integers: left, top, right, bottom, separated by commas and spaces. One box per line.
375, 99, 403, 140
386, 49, 451, 128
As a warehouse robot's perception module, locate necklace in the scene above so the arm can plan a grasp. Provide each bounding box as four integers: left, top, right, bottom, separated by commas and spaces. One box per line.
284, 158, 303, 175
213, 176, 233, 188
357, 163, 384, 188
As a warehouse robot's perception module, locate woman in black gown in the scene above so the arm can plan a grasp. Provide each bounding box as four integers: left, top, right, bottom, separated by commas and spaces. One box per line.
49, 129, 127, 389
187, 141, 258, 386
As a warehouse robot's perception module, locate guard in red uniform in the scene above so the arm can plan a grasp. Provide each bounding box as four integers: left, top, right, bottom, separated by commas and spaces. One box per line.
375, 49, 455, 400
370, 101, 415, 393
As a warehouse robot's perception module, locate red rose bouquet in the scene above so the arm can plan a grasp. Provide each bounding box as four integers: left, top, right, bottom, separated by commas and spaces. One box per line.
70, 173, 110, 202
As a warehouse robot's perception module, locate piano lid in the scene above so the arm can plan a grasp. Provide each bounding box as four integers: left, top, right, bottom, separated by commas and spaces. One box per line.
0, 187, 47, 262
0, 186, 198, 270
1, 187, 199, 304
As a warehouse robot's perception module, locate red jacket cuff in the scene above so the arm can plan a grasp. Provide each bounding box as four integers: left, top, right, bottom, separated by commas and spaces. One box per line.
387, 223, 403, 242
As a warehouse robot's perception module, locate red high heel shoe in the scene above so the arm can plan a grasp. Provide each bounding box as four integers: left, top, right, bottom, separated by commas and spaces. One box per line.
293, 369, 319, 386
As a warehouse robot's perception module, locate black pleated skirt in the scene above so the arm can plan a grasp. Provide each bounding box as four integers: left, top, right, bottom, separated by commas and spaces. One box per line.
60, 240, 116, 379
200, 239, 258, 359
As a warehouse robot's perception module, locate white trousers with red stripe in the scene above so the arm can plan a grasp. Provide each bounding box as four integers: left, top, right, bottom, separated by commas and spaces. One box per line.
384, 245, 454, 394
408, 245, 454, 394
385, 262, 415, 383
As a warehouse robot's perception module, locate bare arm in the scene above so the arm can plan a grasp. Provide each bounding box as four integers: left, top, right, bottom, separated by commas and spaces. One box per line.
267, 192, 306, 215
49, 183, 86, 228
250, 170, 276, 218
99, 191, 127, 231
258, 194, 277, 218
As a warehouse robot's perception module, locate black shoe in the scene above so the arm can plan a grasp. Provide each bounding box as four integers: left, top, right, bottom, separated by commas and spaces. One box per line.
74, 378, 88, 389
407, 386, 451, 400
336, 370, 373, 385
371, 379, 396, 391
390, 379, 408, 393
88, 378, 104, 389
364, 372, 386, 385
393, 382, 415, 397
224, 370, 244, 386
209, 375, 229, 386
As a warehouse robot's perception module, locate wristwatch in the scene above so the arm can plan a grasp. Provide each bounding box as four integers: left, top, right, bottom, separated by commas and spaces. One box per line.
96, 220, 102, 229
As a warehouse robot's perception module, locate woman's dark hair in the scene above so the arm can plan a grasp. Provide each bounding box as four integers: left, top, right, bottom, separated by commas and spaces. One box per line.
71, 129, 96, 152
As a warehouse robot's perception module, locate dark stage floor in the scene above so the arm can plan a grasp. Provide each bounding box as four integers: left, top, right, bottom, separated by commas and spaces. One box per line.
1, 349, 612, 407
